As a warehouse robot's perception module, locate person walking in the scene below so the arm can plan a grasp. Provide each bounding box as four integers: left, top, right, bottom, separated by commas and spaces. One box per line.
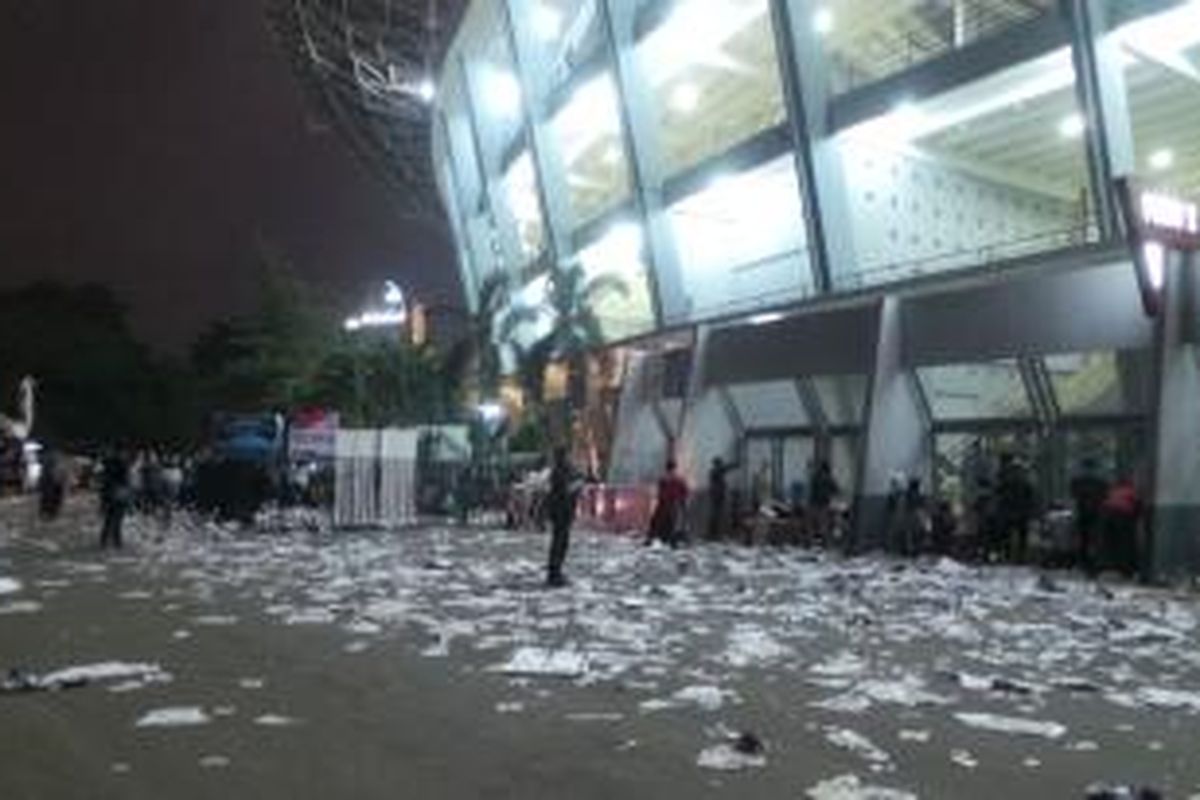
706, 456, 737, 542
647, 459, 689, 548
1069, 458, 1108, 575
100, 451, 131, 549
37, 448, 66, 521
545, 447, 579, 588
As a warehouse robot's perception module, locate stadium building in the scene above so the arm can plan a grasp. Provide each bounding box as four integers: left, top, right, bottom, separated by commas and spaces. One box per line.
283, 0, 1200, 576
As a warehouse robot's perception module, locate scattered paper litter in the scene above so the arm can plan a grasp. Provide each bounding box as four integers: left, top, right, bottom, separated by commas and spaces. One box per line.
135, 707, 211, 728
494, 647, 588, 678
0, 600, 43, 615
954, 712, 1066, 740
0, 577, 22, 595
826, 728, 892, 765
254, 714, 300, 726
806, 774, 918, 799
40, 662, 165, 687
199, 754, 231, 769
696, 743, 766, 771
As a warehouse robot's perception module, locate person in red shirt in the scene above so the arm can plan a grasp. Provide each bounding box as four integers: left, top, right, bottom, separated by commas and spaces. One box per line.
646, 459, 689, 548
1102, 477, 1142, 577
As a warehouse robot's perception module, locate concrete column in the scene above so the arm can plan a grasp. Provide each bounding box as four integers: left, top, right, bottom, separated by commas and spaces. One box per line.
598, 0, 689, 325
772, 0, 859, 292
1147, 249, 1200, 580
852, 297, 930, 553
1064, 0, 1136, 240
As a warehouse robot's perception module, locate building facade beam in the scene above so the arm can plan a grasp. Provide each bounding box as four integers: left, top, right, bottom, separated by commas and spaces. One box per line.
772, 0, 858, 293
1063, 0, 1137, 241
597, 0, 688, 327
502, 0, 576, 273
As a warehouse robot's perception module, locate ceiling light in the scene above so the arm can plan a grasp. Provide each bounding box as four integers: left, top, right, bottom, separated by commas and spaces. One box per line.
748, 311, 785, 326
1149, 148, 1175, 171
813, 7, 835, 35
1058, 113, 1085, 139
484, 70, 522, 118
669, 82, 700, 114
416, 78, 436, 103
531, 3, 563, 41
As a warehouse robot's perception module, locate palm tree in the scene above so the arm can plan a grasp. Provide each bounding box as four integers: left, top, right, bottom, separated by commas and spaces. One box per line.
443, 272, 520, 403
525, 263, 628, 443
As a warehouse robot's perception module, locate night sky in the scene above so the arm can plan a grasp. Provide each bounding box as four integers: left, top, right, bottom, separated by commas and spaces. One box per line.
0, 0, 458, 351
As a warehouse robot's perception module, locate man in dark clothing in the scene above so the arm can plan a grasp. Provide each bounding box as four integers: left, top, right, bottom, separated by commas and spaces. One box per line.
706, 457, 738, 542
37, 449, 66, 521
647, 459, 689, 548
1070, 459, 1108, 575
100, 452, 131, 549
545, 447, 579, 588
809, 460, 839, 545
996, 454, 1036, 564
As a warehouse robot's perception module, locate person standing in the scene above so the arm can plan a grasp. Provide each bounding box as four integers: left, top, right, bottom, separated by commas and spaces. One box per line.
1102, 477, 1141, 577
647, 459, 689, 548
100, 451, 131, 549
37, 448, 66, 521
1070, 458, 1108, 575
809, 460, 840, 546
706, 457, 737, 542
545, 447, 579, 588
996, 454, 1036, 564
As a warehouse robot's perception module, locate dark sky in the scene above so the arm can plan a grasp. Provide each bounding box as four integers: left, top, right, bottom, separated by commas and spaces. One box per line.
0, 0, 459, 351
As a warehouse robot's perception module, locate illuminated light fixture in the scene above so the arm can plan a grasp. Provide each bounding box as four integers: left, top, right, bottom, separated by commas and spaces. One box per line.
669, 82, 700, 114
383, 280, 404, 306
813, 7, 835, 35
1149, 148, 1175, 171
1058, 113, 1086, 139
1143, 241, 1166, 291
748, 311, 785, 326
477, 401, 506, 422
485, 70, 522, 117
531, 3, 563, 40
417, 78, 436, 103
344, 318, 363, 332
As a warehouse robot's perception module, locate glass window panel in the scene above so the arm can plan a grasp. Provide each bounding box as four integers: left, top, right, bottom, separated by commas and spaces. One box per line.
836, 42, 1095, 290
549, 72, 633, 225
1112, 3, 1200, 199
810, 374, 868, 426
1045, 351, 1129, 417
782, 436, 817, 498
727, 380, 808, 429
668, 154, 812, 319
459, 1, 524, 152
822, 0, 1056, 93
576, 223, 656, 341
502, 150, 546, 262
919, 359, 1033, 421
526, 0, 605, 99
638, 0, 787, 176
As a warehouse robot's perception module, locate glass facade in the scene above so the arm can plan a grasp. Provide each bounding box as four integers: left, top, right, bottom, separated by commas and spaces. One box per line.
431, 0, 1186, 341
637, 0, 787, 176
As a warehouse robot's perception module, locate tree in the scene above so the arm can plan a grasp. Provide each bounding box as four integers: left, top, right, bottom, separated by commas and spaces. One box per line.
442, 272, 524, 404
191, 243, 332, 415
0, 282, 196, 449
519, 263, 627, 444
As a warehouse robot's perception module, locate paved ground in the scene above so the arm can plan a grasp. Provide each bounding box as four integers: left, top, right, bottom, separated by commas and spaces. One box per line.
2, 495, 1200, 799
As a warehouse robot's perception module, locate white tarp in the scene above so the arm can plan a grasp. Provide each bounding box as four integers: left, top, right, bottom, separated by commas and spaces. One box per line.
334, 428, 420, 528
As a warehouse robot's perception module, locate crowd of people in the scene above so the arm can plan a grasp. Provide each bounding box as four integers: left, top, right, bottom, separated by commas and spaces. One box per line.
525, 448, 1148, 589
